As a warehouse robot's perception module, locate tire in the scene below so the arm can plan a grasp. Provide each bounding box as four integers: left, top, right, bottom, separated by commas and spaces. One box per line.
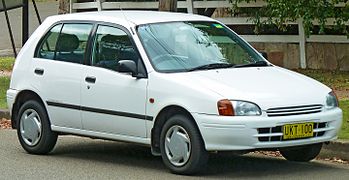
17, 100, 58, 154
160, 114, 208, 175
280, 143, 323, 162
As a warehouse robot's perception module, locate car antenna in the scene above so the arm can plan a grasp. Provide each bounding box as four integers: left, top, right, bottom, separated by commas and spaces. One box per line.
120, 7, 135, 35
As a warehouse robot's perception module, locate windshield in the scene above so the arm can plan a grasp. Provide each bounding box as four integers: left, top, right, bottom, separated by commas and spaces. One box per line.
137, 21, 266, 72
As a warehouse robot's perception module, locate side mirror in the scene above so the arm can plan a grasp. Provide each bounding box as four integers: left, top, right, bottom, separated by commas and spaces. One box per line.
260, 52, 268, 60
118, 60, 137, 77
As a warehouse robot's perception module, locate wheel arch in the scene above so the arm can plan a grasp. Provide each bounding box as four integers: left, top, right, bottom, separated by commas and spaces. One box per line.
11, 90, 46, 129
151, 105, 204, 155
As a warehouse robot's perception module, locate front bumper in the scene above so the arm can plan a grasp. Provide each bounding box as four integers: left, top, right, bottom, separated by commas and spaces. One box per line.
6, 89, 19, 117
193, 108, 342, 151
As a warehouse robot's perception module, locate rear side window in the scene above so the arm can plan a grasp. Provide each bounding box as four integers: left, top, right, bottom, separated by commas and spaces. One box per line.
36, 24, 62, 60
36, 23, 93, 64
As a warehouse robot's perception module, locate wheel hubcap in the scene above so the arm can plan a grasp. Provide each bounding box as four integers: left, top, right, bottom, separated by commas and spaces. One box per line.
20, 109, 42, 146
164, 125, 191, 166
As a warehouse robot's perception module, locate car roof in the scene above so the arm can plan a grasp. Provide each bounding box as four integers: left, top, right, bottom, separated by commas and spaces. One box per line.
47, 11, 215, 26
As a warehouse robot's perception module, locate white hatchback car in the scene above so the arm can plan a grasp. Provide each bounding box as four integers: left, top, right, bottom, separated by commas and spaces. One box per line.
7, 11, 342, 174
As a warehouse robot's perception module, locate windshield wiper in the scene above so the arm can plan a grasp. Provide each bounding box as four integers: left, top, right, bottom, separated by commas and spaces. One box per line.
188, 63, 235, 72
233, 61, 271, 68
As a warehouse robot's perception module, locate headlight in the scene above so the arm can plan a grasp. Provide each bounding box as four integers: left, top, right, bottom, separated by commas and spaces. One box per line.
232, 101, 262, 116
217, 99, 261, 116
325, 91, 338, 110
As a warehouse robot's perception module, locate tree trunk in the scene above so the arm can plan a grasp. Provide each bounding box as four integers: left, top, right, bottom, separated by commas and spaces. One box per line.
58, 0, 70, 14
158, 0, 177, 12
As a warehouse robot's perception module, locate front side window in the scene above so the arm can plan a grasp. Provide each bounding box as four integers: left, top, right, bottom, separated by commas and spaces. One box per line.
137, 21, 266, 72
92, 25, 139, 71
36, 23, 93, 64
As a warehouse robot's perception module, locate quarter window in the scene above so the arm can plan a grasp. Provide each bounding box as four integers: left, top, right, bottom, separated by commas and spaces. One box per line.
92, 25, 139, 71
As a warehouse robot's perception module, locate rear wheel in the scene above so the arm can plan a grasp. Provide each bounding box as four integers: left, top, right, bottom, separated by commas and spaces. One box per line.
160, 114, 208, 175
17, 100, 58, 154
280, 143, 322, 162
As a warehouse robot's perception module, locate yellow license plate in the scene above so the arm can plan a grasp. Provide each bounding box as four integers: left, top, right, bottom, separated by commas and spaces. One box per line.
283, 123, 314, 140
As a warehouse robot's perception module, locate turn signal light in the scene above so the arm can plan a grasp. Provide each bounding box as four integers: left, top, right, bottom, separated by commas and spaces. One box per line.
217, 99, 234, 116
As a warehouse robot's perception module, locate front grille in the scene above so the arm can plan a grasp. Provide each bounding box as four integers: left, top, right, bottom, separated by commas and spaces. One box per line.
257, 122, 328, 142
266, 104, 323, 117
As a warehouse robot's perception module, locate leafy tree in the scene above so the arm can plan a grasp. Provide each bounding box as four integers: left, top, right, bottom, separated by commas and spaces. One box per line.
58, 0, 70, 14
231, 0, 349, 37
159, 0, 177, 11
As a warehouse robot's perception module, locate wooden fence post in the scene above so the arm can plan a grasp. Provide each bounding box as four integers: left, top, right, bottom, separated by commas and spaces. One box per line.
298, 19, 307, 69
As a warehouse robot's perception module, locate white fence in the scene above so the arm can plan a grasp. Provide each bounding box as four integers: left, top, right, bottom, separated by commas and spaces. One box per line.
70, 0, 349, 68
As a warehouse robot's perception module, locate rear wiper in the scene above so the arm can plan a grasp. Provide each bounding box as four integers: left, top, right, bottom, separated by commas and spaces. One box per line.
188, 63, 235, 72
233, 61, 271, 68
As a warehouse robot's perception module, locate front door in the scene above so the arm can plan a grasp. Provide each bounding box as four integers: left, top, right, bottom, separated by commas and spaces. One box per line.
81, 25, 148, 137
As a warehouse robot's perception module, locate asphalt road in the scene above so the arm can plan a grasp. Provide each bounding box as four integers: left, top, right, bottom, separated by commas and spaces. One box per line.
1, 130, 349, 180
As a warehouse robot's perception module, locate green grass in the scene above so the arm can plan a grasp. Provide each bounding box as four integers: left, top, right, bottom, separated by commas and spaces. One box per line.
338, 100, 349, 139
0, 57, 15, 71
0, 77, 10, 109
295, 69, 349, 91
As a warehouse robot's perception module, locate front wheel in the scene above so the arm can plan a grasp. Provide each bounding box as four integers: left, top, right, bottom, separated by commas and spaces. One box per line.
280, 143, 323, 162
160, 114, 208, 175
17, 100, 58, 154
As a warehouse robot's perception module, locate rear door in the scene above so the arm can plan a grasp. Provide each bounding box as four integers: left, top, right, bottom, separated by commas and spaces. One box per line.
32, 23, 93, 129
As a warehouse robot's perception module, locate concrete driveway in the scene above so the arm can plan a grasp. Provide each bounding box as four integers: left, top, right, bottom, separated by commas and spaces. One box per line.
0, 1, 58, 51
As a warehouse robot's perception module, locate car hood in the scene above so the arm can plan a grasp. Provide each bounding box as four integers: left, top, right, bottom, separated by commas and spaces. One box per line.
172, 66, 331, 110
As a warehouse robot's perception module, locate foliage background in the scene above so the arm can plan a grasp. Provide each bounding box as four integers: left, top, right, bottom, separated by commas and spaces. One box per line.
231, 0, 349, 37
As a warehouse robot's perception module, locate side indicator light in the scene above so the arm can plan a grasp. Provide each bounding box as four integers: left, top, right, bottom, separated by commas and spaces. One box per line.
217, 99, 234, 116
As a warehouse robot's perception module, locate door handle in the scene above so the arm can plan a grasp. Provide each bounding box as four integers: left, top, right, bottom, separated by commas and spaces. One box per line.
34, 68, 44, 75
85, 76, 96, 83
